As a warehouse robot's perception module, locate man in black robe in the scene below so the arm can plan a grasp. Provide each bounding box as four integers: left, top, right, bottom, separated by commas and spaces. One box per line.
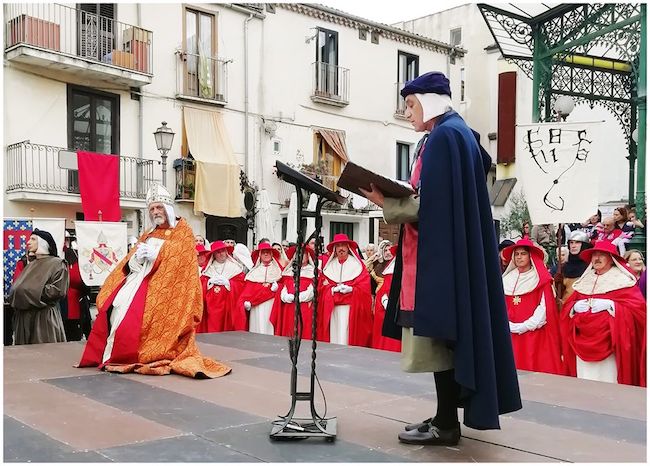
362, 71, 521, 445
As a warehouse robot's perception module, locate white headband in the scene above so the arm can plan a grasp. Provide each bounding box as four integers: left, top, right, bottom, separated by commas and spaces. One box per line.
35, 236, 50, 255
415, 93, 453, 124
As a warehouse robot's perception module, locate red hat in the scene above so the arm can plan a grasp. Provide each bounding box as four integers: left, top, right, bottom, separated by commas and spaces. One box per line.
195, 244, 211, 255
580, 240, 626, 265
210, 240, 234, 255
326, 233, 358, 254
286, 245, 316, 262
251, 242, 280, 263
502, 238, 545, 265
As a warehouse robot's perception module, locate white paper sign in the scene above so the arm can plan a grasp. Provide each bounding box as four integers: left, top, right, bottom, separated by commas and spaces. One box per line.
516, 121, 602, 224
76, 221, 128, 286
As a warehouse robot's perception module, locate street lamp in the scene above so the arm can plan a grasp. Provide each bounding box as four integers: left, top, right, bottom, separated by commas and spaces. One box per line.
153, 121, 175, 188
553, 95, 575, 121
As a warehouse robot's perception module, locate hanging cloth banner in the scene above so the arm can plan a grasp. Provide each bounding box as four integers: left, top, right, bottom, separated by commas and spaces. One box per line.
76, 221, 128, 286
77, 151, 122, 222
516, 120, 603, 224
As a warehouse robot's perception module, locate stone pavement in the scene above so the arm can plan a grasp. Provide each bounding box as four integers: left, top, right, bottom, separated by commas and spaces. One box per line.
3, 332, 646, 462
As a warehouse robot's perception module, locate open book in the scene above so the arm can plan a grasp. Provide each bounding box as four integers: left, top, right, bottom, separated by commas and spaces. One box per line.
337, 162, 415, 199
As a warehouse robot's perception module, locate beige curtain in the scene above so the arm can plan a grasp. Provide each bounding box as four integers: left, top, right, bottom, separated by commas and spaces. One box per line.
316, 128, 350, 164
183, 107, 241, 217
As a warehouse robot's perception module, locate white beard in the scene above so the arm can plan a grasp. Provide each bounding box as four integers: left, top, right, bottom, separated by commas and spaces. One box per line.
153, 216, 166, 226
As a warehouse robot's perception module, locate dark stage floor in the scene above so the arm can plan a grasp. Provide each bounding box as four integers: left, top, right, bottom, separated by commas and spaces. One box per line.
3, 331, 646, 462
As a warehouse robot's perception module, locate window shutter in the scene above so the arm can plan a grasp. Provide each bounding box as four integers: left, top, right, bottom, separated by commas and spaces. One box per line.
99, 3, 115, 19
497, 71, 517, 164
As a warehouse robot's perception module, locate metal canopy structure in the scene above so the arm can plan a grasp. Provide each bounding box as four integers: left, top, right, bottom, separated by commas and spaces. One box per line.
478, 3, 646, 249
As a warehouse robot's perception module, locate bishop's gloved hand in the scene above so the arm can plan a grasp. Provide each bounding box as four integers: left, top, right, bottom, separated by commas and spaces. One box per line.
572, 299, 591, 314
589, 298, 615, 315
299, 284, 314, 303
244, 301, 252, 311
281, 287, 294, 304
270, 281, 279, 292
338, 284, 353, 294
135, 243, 155, 262
331, 284, 342, 295
509, 321, 527, 335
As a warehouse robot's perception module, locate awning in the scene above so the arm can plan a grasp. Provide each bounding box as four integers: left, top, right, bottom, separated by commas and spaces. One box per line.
315, 128, 350, 163
183, 107, 241, 218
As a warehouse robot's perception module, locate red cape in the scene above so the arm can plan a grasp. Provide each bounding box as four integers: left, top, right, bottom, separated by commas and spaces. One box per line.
506, 279, 565, 375
67, 262, 84, 320
371, 273, 401, 352
197, 272, 245, 333
232, 281, 277, 331
270, 276, 314, 339
561, 284, 646, 386
316, 266, 373, 347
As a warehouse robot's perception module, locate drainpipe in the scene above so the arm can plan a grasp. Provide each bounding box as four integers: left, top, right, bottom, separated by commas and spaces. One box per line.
137, 3, 145, 234
244, 13, 253, 176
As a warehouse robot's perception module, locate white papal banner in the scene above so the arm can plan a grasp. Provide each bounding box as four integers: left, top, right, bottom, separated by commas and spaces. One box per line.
76, 221, 128, 286
516, 120, 603, 225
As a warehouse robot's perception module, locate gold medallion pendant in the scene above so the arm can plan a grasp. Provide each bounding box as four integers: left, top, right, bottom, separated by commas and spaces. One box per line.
512, 296, 522, 305
164, 230, 171, 236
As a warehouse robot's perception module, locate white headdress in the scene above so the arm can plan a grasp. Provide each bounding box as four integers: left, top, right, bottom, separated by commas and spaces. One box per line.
146, 184, 177, 228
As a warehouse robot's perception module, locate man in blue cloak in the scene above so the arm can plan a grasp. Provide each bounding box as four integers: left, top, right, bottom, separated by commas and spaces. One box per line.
361, 71, 521, 446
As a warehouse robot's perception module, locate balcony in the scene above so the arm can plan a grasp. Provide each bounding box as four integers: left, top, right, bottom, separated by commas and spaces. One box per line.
176, 51, 229, 105
394, 82, 407, 119
4, 3, 153, 88
5, 141, 160, 208
311, 62, 349, 107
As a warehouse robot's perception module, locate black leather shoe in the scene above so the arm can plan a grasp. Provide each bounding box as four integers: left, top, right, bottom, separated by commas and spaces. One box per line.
404, 417, 432, 431
398, 422, 460, 446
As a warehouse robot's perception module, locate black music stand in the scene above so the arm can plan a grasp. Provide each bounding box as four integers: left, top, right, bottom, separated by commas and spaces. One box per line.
269, 161, 345, 441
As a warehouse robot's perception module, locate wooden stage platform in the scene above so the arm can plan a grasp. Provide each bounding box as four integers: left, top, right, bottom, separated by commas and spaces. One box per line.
3, 332, 646, 462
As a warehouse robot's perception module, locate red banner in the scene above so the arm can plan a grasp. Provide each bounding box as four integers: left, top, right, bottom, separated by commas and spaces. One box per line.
77, 151, 121, 221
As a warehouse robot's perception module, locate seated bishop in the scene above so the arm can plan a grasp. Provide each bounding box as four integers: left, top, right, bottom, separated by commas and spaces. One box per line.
233, 243, 282, 334
78, 184, 231, 378
317, 234, 373, 347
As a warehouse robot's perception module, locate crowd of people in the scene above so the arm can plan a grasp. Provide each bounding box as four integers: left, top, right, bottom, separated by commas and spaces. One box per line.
192, 233, 402, 353
498, 209, 647, 387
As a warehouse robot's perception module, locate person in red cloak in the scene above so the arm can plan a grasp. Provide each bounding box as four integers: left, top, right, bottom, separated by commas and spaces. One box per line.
561, 240, 646, 386
270, 245, 316, 339
501, 238, 565, 375
371, 245, 401, 352
194, 244, 211, 334
233, 243, 282, 334
198, 241, 245, 333
317, 234, 373, 347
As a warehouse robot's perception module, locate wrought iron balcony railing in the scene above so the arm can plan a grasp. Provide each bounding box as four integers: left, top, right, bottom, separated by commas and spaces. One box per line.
176, 50, 228, 103
6, 141, 160, 200
4, 3, 153, 74
311, 62, 349, 105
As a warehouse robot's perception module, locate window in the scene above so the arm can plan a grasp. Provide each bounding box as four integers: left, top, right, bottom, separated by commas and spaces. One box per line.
77, 3, 116, 61
315, 28, 338, 96
313, 132, 343, 191
397, 51, 419, 113
184, 7, 216, 99
330, 222, 354, 242
460, 67, 466, 101
450, 28, 462, 47
67, 85, 120, 192
396, 142, 411, 181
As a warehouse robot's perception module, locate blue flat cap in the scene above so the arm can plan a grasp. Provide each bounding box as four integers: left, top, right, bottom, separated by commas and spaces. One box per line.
401, 71, 451, 98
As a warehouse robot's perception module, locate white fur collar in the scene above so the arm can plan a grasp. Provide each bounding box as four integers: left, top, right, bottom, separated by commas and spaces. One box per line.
572, 259, 637, 295
245, 259, 282, 283
322, 254, 363, 283
502, 263, 540, 296
203, 257, 243, 280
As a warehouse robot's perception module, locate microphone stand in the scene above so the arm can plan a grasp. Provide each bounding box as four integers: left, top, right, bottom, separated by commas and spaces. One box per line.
270, 161, 345, 441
